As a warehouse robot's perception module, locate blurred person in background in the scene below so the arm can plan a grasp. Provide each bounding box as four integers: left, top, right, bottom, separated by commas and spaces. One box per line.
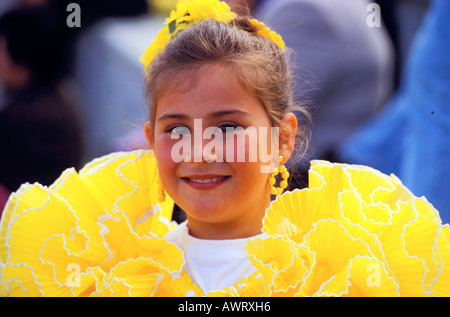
0, 182, 9, 214
1, 0, 149, 65
338, 0, 450, 223
227, 0, 396, 189
25, 0, 148, 28
2, 0, 148, 27
0, 7, 84, 211
0, 0, 19, 16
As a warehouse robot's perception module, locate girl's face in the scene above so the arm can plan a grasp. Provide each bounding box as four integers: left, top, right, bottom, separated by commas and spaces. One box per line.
146, 64, 279, 239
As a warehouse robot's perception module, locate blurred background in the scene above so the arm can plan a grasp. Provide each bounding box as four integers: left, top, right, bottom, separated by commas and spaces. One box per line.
1, 0, 448, 223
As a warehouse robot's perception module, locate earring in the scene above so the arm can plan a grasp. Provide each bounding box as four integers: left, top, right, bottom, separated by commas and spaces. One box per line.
269, 156, 289, 195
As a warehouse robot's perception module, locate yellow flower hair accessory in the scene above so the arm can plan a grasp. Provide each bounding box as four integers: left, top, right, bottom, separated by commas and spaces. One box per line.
140, 0, 236, 69
249, 19, 285, 51
140, 0, 285, 70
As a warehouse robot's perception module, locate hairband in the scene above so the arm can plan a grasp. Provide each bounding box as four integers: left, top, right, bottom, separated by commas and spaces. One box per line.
140, 0, 285, 70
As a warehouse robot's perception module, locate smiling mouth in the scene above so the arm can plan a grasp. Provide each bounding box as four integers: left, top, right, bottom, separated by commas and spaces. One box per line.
186, 176, 229, 184
181, 175, 231, 188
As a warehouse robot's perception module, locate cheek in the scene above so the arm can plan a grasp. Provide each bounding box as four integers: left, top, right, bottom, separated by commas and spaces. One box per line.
229, 132, 272, 180
221, 131, 254, 163
230, 161, 270, 196
223, 128, 276, 167
153, 135, 178, 185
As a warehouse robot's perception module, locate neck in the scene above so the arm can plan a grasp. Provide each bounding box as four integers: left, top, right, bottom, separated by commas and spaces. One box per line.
185, 197, 270, 240
186, 219, 264, 240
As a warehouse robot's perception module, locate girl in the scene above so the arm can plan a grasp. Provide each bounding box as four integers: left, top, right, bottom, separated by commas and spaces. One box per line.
142, 12, 301, 292
0, 0, 449, 297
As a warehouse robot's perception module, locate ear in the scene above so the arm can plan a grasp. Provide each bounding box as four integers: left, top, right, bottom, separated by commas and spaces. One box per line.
144, 121, 155, 151
278, 112, 298, 165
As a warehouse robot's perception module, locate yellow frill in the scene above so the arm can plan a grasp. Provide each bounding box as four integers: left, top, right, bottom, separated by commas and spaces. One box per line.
0, 150, 200, 297
1, 151, 449, 297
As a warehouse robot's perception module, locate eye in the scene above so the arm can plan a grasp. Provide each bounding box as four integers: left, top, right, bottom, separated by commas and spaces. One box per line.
168, 125, 190, 137
218, 123, 243, 133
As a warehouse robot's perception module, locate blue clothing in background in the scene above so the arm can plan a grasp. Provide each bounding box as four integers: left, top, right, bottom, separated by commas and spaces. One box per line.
338, 0, 450, 223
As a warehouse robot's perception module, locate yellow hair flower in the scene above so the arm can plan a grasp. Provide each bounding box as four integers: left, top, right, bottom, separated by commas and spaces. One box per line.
249, 19, 285, 51
139, 0, 285, 70
140, 0, 237, 69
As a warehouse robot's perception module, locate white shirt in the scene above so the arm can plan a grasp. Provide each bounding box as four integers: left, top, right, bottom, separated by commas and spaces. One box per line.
164, 221, 265, 294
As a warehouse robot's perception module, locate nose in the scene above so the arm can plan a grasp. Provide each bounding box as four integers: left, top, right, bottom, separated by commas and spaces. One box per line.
180, 119, 220, 163
192, 127, 222, 164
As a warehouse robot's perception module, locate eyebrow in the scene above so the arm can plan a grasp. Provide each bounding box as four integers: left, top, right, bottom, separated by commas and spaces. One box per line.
157, 109, 250, 122
157, 113, 189, 122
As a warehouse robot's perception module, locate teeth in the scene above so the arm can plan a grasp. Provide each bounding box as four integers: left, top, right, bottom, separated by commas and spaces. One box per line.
188, 176, 226, 183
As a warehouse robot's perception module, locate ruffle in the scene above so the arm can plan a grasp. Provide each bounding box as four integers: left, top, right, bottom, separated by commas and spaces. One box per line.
258, 161, 450, 297
1, 152, 449, 296
0, 150, 195, 296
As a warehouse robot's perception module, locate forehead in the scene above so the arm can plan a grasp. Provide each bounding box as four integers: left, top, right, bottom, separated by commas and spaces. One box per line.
159, 63, 238, 98
156, 63, 266, 118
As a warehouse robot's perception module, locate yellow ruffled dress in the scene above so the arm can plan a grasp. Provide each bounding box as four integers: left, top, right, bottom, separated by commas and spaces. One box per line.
1, 150, 449, 297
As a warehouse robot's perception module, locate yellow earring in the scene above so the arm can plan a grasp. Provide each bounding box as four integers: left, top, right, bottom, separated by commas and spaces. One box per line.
269, 156, 289, 195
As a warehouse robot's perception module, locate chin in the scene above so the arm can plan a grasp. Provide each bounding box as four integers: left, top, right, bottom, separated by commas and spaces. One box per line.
181, 199, 231, 223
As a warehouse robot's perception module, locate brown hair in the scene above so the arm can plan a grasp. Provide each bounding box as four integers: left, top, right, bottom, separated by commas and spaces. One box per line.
144, 16, 310, 162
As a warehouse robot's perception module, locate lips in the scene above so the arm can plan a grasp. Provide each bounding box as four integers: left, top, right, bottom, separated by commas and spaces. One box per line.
187, 176, 228, 184
181, 175, 231, 189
